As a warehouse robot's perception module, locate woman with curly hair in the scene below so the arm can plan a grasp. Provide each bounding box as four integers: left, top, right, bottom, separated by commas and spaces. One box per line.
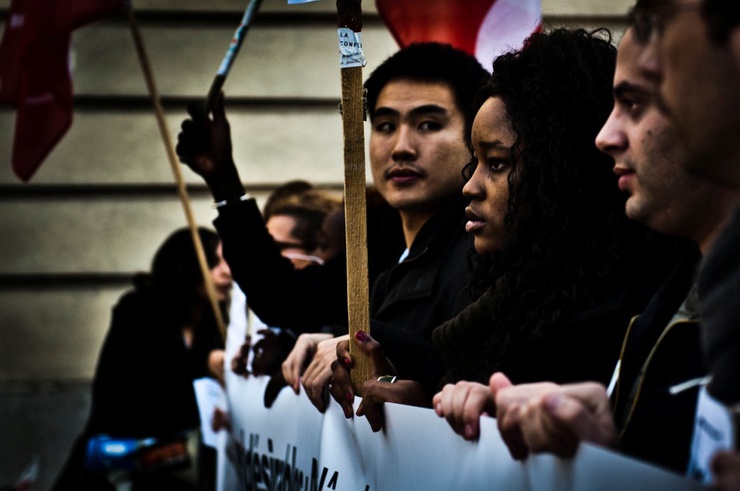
430, 28, 673, 387
330, 28, 684, 432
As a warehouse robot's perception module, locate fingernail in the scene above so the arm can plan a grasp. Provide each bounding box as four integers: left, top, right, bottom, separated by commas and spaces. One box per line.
355, 330, 368, 342
345, 391, 353, 403
343, 405, 353, 419
464, 424, 475, 439
434, 402, 442, 415
343, 358, 351, 368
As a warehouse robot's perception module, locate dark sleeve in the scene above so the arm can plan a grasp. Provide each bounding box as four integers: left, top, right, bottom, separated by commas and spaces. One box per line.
87, 295, 154, 435
214, 199, 348, 332
191, 319, 226, 380
699, 207, 740, 404
431, 293, 494, 385
371, 319, 447, 399
89, 293, 200, 437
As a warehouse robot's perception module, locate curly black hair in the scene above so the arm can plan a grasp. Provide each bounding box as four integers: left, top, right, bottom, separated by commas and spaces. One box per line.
461, 28, 667, 374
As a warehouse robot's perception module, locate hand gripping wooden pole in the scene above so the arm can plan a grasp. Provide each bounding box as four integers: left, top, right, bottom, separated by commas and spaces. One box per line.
127, 5, 227, 341
336, 0, 372, 395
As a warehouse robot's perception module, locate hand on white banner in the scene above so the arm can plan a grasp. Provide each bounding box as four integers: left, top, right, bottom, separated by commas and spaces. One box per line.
282, 333, 334, 393
357, 379, 427, 432
490, 373, 617, 460
252, 329, 289, 376
330, 330, 396, 417
331, 330, 416, 429
211, 407, 231, 432
231, 335, 252, 376
302, 335, 347, 412
433, 381, 495, 441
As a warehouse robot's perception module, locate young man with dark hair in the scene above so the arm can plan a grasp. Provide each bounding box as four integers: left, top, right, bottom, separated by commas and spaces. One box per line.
177, 42, 490, 410
629, 1, 740, 484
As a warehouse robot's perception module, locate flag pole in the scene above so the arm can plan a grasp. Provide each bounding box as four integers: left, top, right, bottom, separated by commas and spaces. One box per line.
336, 0, 372, 394
126, 5, 227, 341
205, 0, 264, 114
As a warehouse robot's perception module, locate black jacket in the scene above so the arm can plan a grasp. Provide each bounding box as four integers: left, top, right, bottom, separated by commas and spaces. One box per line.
433, 277, 659, 388
215, 198, 349, 333
371, 194, 477, 393
613, 248, 706, 474
214, 198, 403, 334
87, 288, 223, 438
371, 194, 476, 338
698, 206, 740, 405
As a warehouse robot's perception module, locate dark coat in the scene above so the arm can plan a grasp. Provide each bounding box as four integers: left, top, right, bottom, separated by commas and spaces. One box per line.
52, 288, 222, 490
86, 288, 223, 438
214, 198, 404, 334
370, 194, 476, 338
433, 277, 657, 388
698, 206, 740, 405
615, 248, 706, 474
370, 194, 478, 394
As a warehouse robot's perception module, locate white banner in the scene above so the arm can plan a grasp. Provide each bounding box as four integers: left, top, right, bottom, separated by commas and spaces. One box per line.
218, 304, 706, 490
216, 373, 708, 491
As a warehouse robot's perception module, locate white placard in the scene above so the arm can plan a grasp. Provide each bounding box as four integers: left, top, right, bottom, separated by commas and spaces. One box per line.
193, 377, 227, 448
687, 386, 735, 483
216, 375, 708, 491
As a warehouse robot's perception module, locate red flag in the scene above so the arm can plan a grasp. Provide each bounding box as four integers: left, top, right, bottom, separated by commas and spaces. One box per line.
375, 0, 541, 71
0, 0, 125, 182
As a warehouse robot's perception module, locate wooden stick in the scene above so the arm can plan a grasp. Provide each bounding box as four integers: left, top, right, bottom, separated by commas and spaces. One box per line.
126, 5, 227, 341
337, 0, 372, 395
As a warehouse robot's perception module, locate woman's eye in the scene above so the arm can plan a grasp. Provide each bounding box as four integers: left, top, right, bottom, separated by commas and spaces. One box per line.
488, 159, 507, 171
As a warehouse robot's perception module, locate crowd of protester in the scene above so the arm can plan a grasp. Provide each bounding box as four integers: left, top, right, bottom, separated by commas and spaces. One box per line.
60, 0, 740, 488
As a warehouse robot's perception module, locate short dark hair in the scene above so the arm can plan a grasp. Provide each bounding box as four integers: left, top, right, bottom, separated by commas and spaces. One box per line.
364, 42, 490, 134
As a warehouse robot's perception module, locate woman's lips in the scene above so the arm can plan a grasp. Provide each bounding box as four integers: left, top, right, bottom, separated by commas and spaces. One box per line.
465, 208, 485, 233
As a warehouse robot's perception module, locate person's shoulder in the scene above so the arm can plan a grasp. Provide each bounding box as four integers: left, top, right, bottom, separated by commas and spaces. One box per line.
112, 288, 158, 322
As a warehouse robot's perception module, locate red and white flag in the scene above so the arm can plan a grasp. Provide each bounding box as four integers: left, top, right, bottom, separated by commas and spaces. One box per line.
375, 0, 542, 71
0, 0, 125, 182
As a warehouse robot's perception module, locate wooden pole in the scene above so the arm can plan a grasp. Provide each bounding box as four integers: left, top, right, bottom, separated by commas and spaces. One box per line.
337, 0, 372, 395
126, 5, 227, 341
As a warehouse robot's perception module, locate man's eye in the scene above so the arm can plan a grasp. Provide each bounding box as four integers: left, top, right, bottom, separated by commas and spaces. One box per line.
619, 97, 645, 117
419, 120, 442, 131
374, 121, 394, 132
